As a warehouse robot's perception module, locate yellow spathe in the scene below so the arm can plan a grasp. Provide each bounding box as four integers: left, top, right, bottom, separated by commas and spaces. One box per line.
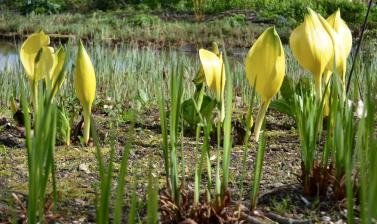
246, 26, 285, 102
198, 48, 225, 102
245, 26, 285, 141
321, 10, 352, 116
289, 8, 333, 98
74, 41, 96, 144
325, 9, 352, 83
50, 47, 66, 96
35, 46, 55, 81
20, 31, 50, 81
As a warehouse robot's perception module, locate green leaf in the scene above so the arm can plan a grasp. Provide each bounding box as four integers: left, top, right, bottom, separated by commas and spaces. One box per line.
181, 95, 216, 128
147, 168, 158, 224
181, 98, 200, 127
269, 99, 294, 118
250, 127, 266, 210
200, 95, 217, 121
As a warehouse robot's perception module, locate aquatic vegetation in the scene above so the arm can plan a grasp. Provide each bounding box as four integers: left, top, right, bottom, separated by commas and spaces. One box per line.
290, 8, 333, 99
19, 31, 51, 82
1, 6, 377, 222
198, 43, 226, 122
74, 41, 96, 145
244, 26, 285, 209
323, 9, 353, 115
16, 30, 68, 224
245, 26, 285, 141
324, 9, 353, 85
50, 47, 66, 97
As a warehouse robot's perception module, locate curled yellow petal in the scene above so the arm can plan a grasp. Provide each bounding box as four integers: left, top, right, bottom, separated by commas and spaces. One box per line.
290, 8, 333, 98
51, 47, 66, 96
35, 46, 55, 81
327, 9, 352, 60
74, 41, 96, 144
198, 48, 225, 102
325, 9, 352, 83
193, 42, 221, 84
19, 31, 50, 81
245, 26, 285, 141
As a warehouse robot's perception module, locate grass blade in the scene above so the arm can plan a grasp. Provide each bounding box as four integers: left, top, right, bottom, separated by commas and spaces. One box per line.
250, 125, 266, 210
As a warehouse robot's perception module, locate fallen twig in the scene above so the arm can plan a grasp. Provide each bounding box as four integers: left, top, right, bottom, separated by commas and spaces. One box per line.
239, 211, 276, 224
265, 212, 311, 224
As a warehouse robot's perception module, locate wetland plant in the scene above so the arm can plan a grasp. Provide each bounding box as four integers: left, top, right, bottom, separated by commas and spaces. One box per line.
244, 26, 286, 209
74, 41, 97, 145
17, 30, 68, 224
5, 5, 377, 223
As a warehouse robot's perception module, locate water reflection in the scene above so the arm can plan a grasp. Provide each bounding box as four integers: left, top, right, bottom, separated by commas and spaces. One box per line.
0, 40, 248, 74
0, 41, 19, 72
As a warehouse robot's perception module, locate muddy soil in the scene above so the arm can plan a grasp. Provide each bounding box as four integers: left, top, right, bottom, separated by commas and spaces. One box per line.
0, 107, 351, 223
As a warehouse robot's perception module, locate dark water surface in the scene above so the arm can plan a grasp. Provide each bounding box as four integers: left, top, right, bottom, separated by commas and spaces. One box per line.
0, 41, 248, 74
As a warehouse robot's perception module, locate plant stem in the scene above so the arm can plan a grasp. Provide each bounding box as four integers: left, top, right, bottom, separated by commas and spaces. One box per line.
32, 79, 39, 116
83, 107, 91, 145
346, 0, 373, 94
250, 128, 266, 210
240, 103, 254, 198
194, 125, 202, 207
254, 100, 269, 142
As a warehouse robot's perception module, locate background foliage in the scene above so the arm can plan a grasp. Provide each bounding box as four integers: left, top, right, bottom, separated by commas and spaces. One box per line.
1, 0, 371, 25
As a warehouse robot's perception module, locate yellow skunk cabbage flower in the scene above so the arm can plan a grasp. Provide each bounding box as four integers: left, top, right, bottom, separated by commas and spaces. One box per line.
50, 47, 66, 96
20, 31, 50, 81
245, 26, 285, 141
193, 42, 220, 84
324, 9, 352, 85
35, 46, 55, 81
290, 8, 333, 99
74, 41, 96, 145
198, 46, 226, 121
198, 46, 225, 101
317, 10, 352, 116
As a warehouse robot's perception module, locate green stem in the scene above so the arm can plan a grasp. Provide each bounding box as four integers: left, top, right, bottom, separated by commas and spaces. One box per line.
220, 100, 225, 123
240, 103, 254, 198
194, 125, 201, 207
254, 100, 270, 142
315, 74, 322, 100
323, 70, 332, 117
215, 119, 221, 207
250, 128, 266, 210
83, 107, 91, 145
32, 80, 39, 116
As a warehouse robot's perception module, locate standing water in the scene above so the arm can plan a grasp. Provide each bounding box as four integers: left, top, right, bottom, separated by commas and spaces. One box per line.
0, 41, 18, 73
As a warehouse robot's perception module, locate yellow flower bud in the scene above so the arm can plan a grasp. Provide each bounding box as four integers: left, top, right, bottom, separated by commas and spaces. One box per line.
198, 48, 226, 102
74, 41, 96, 144
290, 8, 333, 99
245, 26, 285, 141
325, 9, 352, 84
319, 10, 352, 116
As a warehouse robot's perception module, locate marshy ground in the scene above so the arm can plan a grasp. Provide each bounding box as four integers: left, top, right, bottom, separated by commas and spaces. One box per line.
1, 1, 376, 222
0, 106, 351, 223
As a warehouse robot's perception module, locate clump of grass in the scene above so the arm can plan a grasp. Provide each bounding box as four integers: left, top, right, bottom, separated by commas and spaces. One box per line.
18, 56, 67, 223
91, 115, 134, 223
